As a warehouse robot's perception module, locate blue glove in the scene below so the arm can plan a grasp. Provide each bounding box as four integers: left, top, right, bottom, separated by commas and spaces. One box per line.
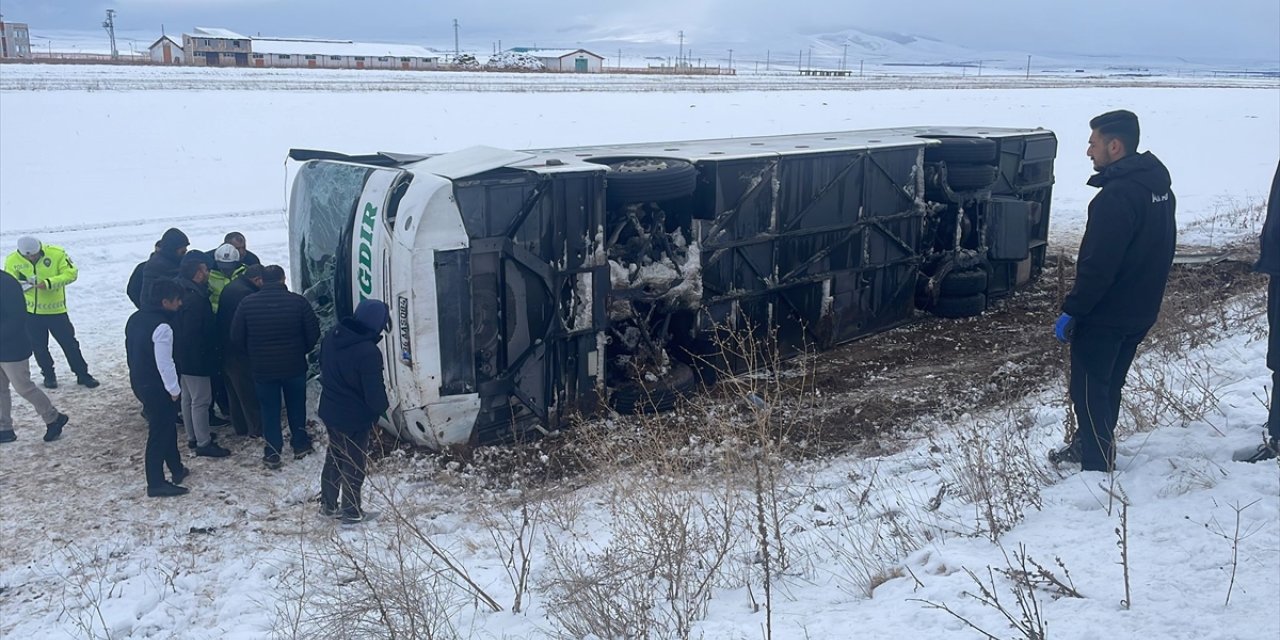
1054, 313, 1075, 343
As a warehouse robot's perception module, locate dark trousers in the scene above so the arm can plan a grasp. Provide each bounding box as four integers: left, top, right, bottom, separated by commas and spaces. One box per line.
224, 354, 262, 437
138, 388, 183, 488
1070, 322, 1149, 472
320, 424, 371, 514
26, 313, 88, 377
210, 372, 230, 417
1268, 276, 1279, 439
254, 374, 311, 458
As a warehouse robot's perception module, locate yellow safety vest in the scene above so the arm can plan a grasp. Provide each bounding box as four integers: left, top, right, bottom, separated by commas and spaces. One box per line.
4, 245, 78, 315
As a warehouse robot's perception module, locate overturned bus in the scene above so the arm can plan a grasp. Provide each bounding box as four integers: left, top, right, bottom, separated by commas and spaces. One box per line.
287, 126, 1057, 449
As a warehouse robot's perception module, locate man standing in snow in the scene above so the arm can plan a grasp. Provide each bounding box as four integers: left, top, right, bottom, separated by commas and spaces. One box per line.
1235, 161, 1280, 463
231, 265, 318, 469
126, 278, 190, 497
217, 264, 264, 438
0, 270, 69, 443
141, 228, 189, 306
223, 231, 261, 267
1052, 110, 1176, 472
3, 236, 99, 389
318, 299, 391, 524
174, 253, 231, 458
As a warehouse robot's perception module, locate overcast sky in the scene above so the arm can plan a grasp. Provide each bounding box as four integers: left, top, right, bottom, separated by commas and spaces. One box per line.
2, 0, 1277, 62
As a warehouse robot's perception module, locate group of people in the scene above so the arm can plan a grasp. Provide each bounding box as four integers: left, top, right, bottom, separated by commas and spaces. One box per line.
1, 110, 1276, 525
122, 228, 389, 523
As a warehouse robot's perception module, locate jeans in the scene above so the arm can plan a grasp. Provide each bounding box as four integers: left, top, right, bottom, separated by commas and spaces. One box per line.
1069, 322, 1149, 472
138, 387, 183, 488
320, 424, 371, 515
254, 374, 311, 458
26, 312, 89, 378
0, 359, 59, 430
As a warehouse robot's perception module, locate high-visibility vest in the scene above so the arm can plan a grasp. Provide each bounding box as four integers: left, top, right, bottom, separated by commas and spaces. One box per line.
208, 264, 246, 313
4, 245, 78, 315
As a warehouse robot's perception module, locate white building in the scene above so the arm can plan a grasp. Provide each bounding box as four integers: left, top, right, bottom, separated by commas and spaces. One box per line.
0, 20, 32, 59
509, 48, 604, 72
147, 35, 184, 64
249, 37, 439, 70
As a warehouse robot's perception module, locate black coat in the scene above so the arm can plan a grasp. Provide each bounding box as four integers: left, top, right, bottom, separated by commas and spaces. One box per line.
173, 278, 220, 376
1256, 161, 1280, 276
0, 270, 32, 362
216, 275, 259, 350
1063, 152, 1177, 330
231, 282, 320, 380
126, 303, 174, 394
140, 250, 182, 304
126, 258, 148, 309
318, 318, 390, 432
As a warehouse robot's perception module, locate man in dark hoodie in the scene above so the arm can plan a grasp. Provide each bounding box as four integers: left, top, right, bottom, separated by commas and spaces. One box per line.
231, 265, 319, 468
0, 270, 69, 443
1234, 161, 1280, 463
217, 264, 264, 437
127, 242, 159, 309
173, 252, 231, 458
126, 278, 190, 497
318, 299, 391, 524
1051, 110, 1177, 473
141, 228, 189, 304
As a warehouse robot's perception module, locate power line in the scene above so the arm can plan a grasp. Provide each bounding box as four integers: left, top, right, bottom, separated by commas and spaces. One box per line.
102, 9, 118, 60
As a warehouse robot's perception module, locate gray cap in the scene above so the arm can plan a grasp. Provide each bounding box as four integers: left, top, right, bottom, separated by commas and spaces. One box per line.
16, 236, 41, 256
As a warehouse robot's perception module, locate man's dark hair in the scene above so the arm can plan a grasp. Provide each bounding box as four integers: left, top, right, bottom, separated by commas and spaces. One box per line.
262, 264, 285, 283
224, 231, 245, 244
242, 264, 264, 281
179, 259, 206, 281
1090, 110, 1140, 155
148, 278, 184, 307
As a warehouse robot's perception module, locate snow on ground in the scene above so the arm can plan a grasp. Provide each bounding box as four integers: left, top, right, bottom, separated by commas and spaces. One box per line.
0, 67, 1277, 639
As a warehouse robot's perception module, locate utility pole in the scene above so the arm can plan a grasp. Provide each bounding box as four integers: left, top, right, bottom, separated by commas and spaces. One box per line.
453, 18, 460, 59
978, 59, 983, 77
765, 50, 770, 70
678, 30, 684, 68
841, 43, 848, 71
797, 49, 802, 71
1025, 54, 1031, 79
807, 46, 813, 70
727, 48, 733, 70
860, 59, 864, 77
102, 9, 118, 60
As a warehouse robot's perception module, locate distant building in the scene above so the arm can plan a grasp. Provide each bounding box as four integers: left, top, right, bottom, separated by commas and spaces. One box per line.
180, 27, 438, 70
507, 48, 604, 72
250, 37, 439, 70
0, 20, 32, 59
183, 27, 251, 66
148, 34, 184, 64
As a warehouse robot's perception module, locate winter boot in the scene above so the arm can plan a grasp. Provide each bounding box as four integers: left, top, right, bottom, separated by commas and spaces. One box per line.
76, 374, 100, 389
43, 413, 68, 442
263, 453, 282, 470
0, 430, 16, 443
1233, 437, 1278, 463
171, 466, 191, 486
147, 481, 190, 498
195, 440, 231, 458
42, 372, 57, 389
1048, 439, 1081, 466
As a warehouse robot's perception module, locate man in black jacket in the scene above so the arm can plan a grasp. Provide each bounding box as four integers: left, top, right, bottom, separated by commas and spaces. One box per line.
174, 254, 231, 458
223, 232, 261, 267
126, 278, 190, 497
318, 299, 391, 524
0, 270, 68, 443
1052, 110, 1177, 472
1235, 161, 1280, 463
217, 265, 264, 437
126, 243, 159, 309
141, 228, 189, 304
231, 265, 319, 468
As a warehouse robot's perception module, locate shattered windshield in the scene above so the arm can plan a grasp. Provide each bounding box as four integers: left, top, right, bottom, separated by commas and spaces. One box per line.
289, 161, 374, 348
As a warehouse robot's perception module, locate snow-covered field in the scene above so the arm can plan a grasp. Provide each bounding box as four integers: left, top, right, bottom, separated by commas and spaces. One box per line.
0, 65, 1277, 639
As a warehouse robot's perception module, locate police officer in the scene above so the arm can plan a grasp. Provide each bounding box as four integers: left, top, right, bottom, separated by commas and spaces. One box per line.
3, 237, 98, 389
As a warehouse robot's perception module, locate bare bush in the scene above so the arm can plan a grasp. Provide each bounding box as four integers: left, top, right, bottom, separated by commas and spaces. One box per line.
916, 545, 1056, 640
931, 412, 1050, 541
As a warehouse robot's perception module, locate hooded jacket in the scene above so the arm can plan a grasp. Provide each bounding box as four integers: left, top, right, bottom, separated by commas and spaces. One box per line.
1063, 151, 1177, 330
231, 281, 320, 380
141, 229, 189, 304
318, 300, 391, 431
0, 270, 32, 362
1256, 161, 1280, 276
3, 244, 78, 315
173, 276, 220, 376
